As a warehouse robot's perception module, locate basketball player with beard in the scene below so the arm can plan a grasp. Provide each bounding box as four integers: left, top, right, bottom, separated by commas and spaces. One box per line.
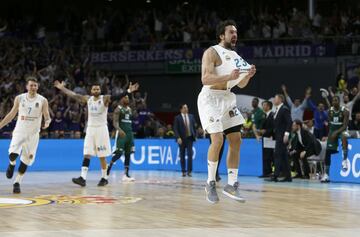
198, 20, 256, 203
54, 80, 139, 187
0, 77, 51, 193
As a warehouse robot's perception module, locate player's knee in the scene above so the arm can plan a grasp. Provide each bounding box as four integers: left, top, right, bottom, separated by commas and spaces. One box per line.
210, 134, 223, 150
227, 133, 242, 148
9, 153, 19, 162
18, 161, 28, 174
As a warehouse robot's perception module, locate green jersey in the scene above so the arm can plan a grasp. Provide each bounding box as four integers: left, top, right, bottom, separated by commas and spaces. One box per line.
328, 106, 346, 134
118, 105, 133, 132
251, 107, 266, 129
327, 106, 347, 150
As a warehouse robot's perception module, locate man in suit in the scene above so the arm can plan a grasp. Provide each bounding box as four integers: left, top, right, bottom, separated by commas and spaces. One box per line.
174, 104, 196, 177
267, 94, 292, 182
289, 119, 322, 179
258, 100, 274, 178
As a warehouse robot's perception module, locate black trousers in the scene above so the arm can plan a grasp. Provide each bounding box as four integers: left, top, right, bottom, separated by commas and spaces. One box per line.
179, 137, 193, 173
274, 140, 291, 178
262, 147, 274, 176
291, 151, 310, 176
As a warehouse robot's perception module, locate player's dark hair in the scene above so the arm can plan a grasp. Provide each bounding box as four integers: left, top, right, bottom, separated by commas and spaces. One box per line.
91, 82, 101, 88
262, 100, 273, 109
253, 97, 259, 103
333, 95, 340, 101
216, 19, 237, 42
26, 76, 38, 84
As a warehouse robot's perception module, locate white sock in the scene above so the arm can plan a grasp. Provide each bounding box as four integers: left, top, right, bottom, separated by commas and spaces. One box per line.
10, 160, 16, 166
228, 169, 238, 185
14, 173, 24, 184
81, 167, 89, 180
101, 168, 108, 180
207, 160, 218, 184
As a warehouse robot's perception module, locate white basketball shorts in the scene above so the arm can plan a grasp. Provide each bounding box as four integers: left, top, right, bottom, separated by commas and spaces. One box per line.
9, 132, 39, 166
84, 125, 111, 157
197, 87, 245, 134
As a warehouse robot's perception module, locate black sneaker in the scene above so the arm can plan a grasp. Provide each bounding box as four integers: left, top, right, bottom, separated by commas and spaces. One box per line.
13, 183, 21, 194
6, 164, 15, 179
97, 178, 109, 187
72, 176, 86, 187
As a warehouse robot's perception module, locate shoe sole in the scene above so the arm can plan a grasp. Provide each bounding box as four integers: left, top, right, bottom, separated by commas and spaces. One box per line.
205, 187, 219, 204
222, 190, 246, 203
72, 179, 86, 187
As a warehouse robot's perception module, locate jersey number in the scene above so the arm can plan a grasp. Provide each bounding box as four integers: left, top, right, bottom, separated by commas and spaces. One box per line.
234, 58, 248, 68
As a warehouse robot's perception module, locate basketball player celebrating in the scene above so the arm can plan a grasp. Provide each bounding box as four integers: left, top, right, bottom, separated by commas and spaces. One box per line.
198, 20, 256, 203
54, 80, 139, 187
0, 77, 51, 194
107, 94, 135, 181
321, 96, 349, 183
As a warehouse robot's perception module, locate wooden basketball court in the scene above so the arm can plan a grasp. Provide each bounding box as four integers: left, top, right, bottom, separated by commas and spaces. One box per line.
0, 171, 359, 237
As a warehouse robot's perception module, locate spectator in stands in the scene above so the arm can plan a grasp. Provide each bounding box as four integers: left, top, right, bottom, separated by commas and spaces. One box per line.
307, 98, 329, 139
50, 111, 66, 138
281, 85, 311, 121
165, 124, 175, 138
349, 112, 360, 131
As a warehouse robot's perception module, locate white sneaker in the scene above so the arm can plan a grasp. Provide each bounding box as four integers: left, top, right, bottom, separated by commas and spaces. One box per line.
320, 173, 330, 183
122, 175, 135, 182
342, 159, 349, 172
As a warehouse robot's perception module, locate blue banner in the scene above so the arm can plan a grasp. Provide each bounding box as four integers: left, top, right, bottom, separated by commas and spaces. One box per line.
0, 139, 262, 176
330, 139, 360, 183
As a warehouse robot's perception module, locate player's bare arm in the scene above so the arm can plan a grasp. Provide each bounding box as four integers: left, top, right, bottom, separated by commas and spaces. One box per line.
0, 96, 20, 130
42, 98, 52, 129
113, 107, 126, 138
237, 64, 256, 88
201, 48, 240, 87
103, 82, 140, 107
54, 80, 89, 104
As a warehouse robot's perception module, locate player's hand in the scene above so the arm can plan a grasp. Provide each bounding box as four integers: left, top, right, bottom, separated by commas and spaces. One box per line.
228, 69, 240, 81
248, 65, 256, 78
177, 138, 182, 145
255, 134, 261, 142
128, 82, 139, 93
281, 84, 287, 92
54, 80, 65, 89
119, 130, 126, 138
300, 151, 306, 159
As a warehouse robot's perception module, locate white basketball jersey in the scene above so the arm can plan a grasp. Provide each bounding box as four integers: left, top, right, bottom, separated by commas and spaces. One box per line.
14, 93, 45, 134
210, 45, 251, 89
87, 95, 108, 127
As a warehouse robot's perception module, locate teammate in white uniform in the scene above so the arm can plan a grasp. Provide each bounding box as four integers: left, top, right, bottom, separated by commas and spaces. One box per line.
54, 80, 139, 187
198, 20, 256, 203
0, 77, 51, 194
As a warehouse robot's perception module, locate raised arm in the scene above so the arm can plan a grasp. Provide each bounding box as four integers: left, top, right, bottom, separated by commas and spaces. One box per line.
0, 96, 20, 130
201, 48, 240, 85
104, 82, 140, 106
281, 85, 293, 107
300, 87, 311, 110
42, 98, 52, 129
54, 80, 89, 104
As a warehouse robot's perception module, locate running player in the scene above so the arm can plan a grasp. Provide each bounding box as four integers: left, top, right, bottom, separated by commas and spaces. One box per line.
0, 77, 51, 193
54, 80, 139, 187
107, 94, 135, 181
321, 96, 349, 183
198, 20, 256, 203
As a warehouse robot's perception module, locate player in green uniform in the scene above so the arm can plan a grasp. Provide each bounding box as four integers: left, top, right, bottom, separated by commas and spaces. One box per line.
321, 96, 349, 183
107, 94, 136, 182
251, 98, 266, 141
